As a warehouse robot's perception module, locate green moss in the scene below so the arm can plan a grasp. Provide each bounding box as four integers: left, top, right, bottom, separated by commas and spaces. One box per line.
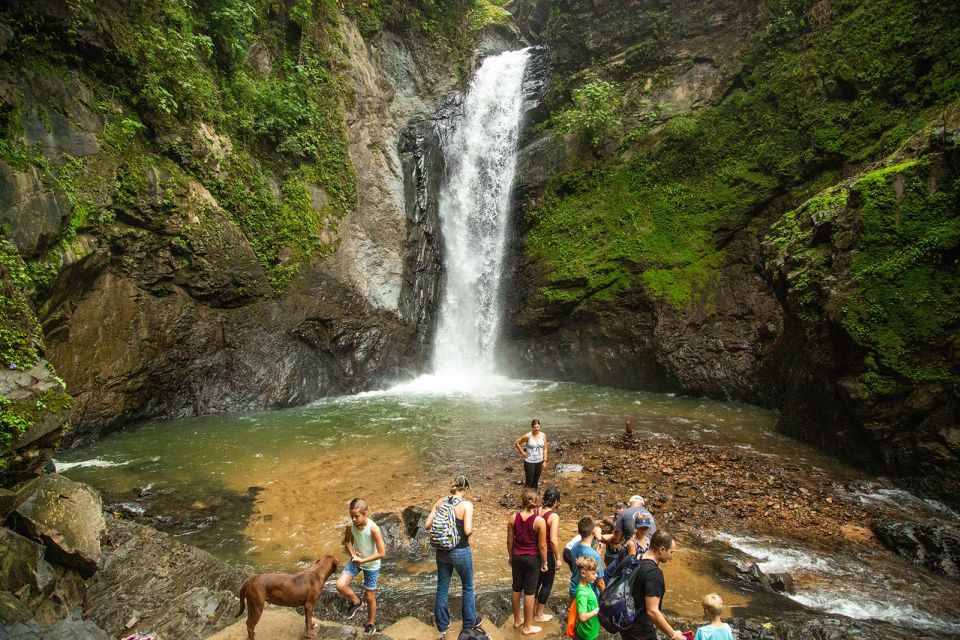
0, 241, 42, 369
839, 156, 960, 387
772, 150, 960, 396
0, 386, 73, 461
528, 0, 960, 308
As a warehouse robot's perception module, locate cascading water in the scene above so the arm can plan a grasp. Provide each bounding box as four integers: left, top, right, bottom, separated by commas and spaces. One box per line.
399, 48, 531, 393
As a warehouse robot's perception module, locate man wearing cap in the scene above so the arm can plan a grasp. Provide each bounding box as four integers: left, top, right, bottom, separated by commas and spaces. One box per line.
603, 495, 656, 566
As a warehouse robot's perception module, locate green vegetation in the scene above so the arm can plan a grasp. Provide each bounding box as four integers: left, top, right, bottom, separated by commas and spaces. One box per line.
0, 241, 42, 370
527, 0, 960, 309
0, 386, 73, 468
1, 0, 497, 291
771, 151, 960, 395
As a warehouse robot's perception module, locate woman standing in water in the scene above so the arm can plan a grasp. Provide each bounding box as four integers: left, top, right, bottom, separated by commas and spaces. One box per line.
515, 419, 547, 490
507, 488, 548, 635
425, 476, 481, 636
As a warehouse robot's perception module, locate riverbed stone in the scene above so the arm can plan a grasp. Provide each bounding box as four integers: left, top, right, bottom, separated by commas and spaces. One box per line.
84, 517, 250, 639
872, 520, 960, 580
9, 474, 104, 578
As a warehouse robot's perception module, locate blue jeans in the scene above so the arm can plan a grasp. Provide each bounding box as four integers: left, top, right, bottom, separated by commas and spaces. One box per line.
434, 547, 478, 632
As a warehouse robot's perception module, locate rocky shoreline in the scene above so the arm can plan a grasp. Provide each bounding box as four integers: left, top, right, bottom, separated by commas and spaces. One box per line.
537, 432, 960, 581
3, 429, 959, 640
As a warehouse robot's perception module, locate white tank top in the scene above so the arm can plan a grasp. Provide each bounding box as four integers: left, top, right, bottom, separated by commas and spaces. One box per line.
351, 521, 380, 570
525, 434, 545, 463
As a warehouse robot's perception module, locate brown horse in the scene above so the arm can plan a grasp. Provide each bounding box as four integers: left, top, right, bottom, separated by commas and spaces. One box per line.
237, 555, 338, 640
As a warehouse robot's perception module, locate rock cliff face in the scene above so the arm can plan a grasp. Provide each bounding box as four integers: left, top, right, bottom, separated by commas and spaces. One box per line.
501, 0, 960, 503
0, 1, 489, 453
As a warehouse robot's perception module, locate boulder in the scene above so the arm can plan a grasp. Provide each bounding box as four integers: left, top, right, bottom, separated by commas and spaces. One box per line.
1, 617, 111, 640
401, 506, 431, 561
9, 474, 104, 578
371, 508, 431, 562
0, 589, 32, 626
0, 487, 17, 517
872, 520, 960, 580
0, 527, 57, 596
0, 163, 71, 256
84, 517, 250, 639
28, 563, 85, 627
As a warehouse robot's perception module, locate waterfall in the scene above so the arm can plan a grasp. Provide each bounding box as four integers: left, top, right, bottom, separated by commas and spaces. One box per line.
429, 48, 531, 389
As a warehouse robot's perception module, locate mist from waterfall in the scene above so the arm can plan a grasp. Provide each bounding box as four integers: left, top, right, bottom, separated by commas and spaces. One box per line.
393, 48, 531, 394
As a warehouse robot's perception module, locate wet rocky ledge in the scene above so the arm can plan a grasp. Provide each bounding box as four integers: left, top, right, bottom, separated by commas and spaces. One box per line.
2, 457, 956, 640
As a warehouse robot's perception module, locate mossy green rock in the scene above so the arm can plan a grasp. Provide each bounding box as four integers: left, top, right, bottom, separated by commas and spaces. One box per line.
766, 131, 960, 495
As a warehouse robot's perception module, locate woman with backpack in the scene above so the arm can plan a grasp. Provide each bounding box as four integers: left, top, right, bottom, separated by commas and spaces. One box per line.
426, 475, 482, 637
534, 487, 561, 623
507, 487, 548, 635
606, 513, 655, 578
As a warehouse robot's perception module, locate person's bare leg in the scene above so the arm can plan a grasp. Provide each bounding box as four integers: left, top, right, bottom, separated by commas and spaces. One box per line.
365, 589, 377, 626
534, 602, 553, 622
512, 590, 523, 628
521, 594, 541, 634
336, 573, 362, 606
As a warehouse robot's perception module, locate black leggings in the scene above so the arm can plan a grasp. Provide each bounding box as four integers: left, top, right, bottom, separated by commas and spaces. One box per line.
523, 461, 543, 489
511, 554, 540, 595
536, 552, 556, 605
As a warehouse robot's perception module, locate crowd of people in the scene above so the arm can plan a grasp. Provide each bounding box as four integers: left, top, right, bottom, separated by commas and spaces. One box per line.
333, 421, 733, 640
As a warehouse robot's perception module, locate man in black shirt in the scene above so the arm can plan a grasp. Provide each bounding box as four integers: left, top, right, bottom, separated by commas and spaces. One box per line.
622, 530, 683, 640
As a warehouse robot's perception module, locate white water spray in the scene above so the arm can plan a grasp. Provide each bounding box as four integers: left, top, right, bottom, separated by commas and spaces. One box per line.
403, 49, 530, 393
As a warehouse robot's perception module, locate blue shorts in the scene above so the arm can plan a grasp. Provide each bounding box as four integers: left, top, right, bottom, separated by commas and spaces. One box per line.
342, 560, 379, 591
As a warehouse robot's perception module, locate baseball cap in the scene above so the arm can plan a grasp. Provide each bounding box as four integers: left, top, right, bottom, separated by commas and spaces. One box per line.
634, 513, 655, 528
629, 495, 645, 505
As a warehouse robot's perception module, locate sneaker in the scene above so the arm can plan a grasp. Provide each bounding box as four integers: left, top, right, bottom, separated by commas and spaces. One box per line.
364, 624, 377, 634
345, 601, 363, 619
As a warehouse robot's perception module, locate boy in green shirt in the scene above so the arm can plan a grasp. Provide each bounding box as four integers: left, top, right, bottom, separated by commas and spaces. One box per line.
574, 556, 601, 640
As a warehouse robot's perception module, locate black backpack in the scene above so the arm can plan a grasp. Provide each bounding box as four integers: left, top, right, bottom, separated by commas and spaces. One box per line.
597, 556, 646, 633
458, 626, 491, 640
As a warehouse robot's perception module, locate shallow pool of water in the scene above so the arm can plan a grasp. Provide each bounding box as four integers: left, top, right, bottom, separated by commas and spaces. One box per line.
55, 378, 959, 635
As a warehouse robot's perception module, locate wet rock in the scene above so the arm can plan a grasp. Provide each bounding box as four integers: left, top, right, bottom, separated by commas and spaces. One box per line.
0, 589, 33, 625
0, 527, 55, 596
553, 463, 583, 474
9, 474, 104, 578
401, 506, 431, 561
2, 617, 111, 640
315, 622, 360, 640
872, 520, 960, 580
0, 163, 71, 257
84, 517, 250, 639
767, 572, 795, 594
0, 362, 72, 488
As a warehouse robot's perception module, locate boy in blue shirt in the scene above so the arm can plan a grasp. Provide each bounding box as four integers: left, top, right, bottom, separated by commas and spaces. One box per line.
694, 594, 733, 640
567, 517, 606, 600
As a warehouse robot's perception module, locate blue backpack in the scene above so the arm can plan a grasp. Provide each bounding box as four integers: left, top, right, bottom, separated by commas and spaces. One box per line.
597, 556, 644, 633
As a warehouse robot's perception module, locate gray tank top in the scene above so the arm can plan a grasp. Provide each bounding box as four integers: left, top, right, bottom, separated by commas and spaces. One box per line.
351, 521, 380, 570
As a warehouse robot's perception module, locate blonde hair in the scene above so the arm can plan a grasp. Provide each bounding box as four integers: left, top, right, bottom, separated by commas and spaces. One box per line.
702, 593, 724, 618
349, 497, 368, 513
575, 556, 598, 572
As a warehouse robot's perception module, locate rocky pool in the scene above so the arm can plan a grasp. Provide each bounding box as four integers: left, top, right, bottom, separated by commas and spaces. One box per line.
55, 378, 960, 637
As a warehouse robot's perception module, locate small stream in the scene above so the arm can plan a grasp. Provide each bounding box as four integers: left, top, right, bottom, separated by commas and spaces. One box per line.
55, 379, 960, 637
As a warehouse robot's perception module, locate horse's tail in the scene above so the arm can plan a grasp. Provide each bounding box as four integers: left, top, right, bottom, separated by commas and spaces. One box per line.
236, 578, 250, 617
